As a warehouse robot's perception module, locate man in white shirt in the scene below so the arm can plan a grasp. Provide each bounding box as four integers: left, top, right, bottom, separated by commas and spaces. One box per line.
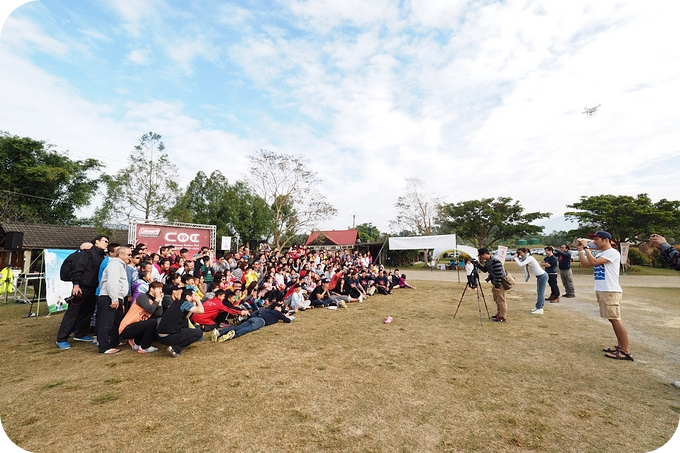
578, 231, 632, 361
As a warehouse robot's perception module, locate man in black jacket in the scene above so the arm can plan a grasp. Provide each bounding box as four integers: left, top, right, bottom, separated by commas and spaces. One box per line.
477, 248, 509, 322
56, 235, 108, 349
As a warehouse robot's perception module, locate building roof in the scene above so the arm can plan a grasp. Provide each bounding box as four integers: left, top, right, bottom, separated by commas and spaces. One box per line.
305, 229, 358, 246
0, 221, 128, 250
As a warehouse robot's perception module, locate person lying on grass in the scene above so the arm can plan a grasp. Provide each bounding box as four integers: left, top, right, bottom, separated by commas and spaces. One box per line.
210, 301, 292, 343
190, 289, 249, 331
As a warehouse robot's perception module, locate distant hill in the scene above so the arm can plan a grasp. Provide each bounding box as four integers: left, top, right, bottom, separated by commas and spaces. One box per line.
534, 216, 579, 234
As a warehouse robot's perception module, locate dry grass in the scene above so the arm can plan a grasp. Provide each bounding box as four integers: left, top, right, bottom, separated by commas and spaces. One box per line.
1, 278, 679, 453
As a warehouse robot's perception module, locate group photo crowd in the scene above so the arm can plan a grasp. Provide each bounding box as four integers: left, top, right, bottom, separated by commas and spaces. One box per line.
55, 239, 416, 356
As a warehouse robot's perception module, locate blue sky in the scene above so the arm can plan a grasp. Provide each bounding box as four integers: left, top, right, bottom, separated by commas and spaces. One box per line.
1, 0, 680, 235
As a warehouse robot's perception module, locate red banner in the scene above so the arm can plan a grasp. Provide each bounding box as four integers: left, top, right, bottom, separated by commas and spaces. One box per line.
135, 224, 212, 256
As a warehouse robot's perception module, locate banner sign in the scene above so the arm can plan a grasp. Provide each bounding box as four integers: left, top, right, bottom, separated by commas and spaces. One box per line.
496, 245, 508, 262
620, 242, 630, 267
134, 223, 213, 256
44, 249, 75, 313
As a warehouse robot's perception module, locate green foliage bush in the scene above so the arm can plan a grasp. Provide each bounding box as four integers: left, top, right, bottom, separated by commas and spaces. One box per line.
627, 248, 650, 266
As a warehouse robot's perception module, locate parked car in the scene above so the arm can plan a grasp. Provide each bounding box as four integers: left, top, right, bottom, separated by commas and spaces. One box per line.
530, 248, 543, 255
570, 250, 580, 262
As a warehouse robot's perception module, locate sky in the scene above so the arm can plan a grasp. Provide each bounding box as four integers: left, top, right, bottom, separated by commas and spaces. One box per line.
1, 0, 679, 236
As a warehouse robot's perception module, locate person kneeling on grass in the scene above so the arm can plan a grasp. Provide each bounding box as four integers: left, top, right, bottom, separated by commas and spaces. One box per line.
156, 288, 204, 357
119, 281, 163, 353
210, 301, 292, 343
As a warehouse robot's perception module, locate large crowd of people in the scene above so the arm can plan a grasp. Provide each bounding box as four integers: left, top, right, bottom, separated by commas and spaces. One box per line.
56, 241, 414, 356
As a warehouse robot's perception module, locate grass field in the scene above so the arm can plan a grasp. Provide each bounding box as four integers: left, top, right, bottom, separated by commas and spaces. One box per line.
1, 277, 679, 452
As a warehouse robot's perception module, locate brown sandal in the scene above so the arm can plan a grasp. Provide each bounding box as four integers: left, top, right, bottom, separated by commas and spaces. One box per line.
604, 349, 634, 361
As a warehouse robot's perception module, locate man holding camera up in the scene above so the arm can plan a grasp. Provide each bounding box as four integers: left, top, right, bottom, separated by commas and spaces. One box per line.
477, 248, 508, 323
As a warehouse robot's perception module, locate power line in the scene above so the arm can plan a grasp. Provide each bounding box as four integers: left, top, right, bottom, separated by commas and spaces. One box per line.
2, 190, 56, 202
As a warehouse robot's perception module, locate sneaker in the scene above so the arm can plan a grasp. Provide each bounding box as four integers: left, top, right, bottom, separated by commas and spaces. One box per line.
490, 314, 499, 319
358, 294, 364, 303
338, 300, 347, 309
549, 297, 560, 303
531, 308, 544, 315
210, 328, 220, 343
564, 294, 575, 298
73, 336, 95, 342
128, 339, 139, 351
56, 341, 71, 349
492, 317, 507, 322
100, 348, 120, 354
167, 346, 180, 357
137, 346, 158, 354
217, 330, 236, 343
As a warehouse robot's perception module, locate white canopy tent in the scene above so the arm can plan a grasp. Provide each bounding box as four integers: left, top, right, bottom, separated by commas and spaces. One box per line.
388, 234, 479, 262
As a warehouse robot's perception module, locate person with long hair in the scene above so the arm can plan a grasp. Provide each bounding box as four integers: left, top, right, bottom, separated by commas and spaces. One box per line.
514, 248, 548, 315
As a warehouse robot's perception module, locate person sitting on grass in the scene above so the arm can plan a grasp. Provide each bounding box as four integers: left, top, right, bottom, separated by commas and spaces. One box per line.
309, 278, 347, 308
290, 283, 311, 312
210, 301, 292, 343
374, 270, 392, 295
190, 290, 249, 331
119, 281, 163, 353
342, 269, 366, 301
392, 269, 416, 289
156, 288, 204, 357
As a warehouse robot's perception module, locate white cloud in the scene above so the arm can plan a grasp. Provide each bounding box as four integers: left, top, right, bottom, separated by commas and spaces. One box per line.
125, 48, 150, 65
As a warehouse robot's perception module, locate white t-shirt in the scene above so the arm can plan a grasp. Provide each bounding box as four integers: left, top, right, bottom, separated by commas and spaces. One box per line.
465, 262, 474, 276
593, 248, 622, 292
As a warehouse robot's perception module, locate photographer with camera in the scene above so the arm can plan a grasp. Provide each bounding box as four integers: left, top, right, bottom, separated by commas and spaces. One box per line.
477, 248, 508, 322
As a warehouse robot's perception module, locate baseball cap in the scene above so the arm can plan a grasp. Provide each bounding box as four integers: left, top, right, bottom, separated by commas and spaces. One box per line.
588, 230, 613, 240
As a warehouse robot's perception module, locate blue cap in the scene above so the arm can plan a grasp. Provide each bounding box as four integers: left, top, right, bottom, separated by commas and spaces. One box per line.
588, 230, 612, 240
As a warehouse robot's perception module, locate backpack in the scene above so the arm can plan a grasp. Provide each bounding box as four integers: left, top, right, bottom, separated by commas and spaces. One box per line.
60, 250, 81, 282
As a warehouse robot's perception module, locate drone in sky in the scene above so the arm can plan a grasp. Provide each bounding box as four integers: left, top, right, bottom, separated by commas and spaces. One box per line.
582, 104, 601, 117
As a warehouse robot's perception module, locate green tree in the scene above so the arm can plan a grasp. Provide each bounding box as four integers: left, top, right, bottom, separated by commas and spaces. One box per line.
167, 170, 273, 247
565, 194, 680, 244
93, 132, 180, 225
437, 197, 551, 248
248, 150, 337, 248
355, 222, 382, 243
0, 132, 101, 224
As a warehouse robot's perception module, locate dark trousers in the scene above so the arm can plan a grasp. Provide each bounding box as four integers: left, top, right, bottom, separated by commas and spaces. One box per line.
547, 273, 560, 298
57, 286, 96, 342
466, 274, 477, 289
96, 295, 123, 353
158, 328, 203, 353
120, 319, 157, 349
310, 297, 333, 307
345, 287, 362, 299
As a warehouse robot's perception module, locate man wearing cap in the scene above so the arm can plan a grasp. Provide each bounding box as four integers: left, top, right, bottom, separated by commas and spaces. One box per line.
477, 248, 509, 322
578, 231, 633, 361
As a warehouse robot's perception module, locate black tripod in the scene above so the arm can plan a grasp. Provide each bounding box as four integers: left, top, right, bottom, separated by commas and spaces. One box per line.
453, 266, 490, 326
